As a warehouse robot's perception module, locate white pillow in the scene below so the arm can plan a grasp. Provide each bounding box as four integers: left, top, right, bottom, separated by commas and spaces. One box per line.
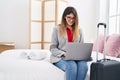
29, 51, 47, 60
19, 51, 28, 59
1, 49, 51, 61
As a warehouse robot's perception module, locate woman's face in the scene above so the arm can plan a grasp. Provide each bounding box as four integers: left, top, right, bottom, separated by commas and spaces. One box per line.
65, 13, 75, 26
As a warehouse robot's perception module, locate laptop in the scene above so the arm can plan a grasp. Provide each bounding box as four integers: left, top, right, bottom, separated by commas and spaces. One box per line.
64, 43, 93, 60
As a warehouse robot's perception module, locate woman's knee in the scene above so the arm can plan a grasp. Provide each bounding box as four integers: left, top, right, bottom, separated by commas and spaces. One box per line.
66, 61, 77, 71
78, 61, 88, 71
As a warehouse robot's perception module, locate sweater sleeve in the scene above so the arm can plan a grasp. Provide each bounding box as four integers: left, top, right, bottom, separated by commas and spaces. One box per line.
79, 28, 84, 43
50, 27, 65, 57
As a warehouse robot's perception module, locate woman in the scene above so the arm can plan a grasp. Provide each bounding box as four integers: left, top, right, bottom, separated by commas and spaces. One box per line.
50, 6, 88, 80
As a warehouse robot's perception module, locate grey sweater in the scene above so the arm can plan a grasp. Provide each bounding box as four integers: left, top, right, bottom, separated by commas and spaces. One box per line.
50, 25, 84, 63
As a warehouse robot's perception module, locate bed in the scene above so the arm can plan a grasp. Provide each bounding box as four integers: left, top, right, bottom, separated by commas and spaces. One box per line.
0, 49, 119, 80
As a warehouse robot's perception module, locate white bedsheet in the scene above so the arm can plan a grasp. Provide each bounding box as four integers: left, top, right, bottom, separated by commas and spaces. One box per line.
0, 49, 119, 80
0, 49, 65, 80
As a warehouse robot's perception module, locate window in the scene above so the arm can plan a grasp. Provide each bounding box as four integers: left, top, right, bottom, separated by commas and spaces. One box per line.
109, 0, 120, 35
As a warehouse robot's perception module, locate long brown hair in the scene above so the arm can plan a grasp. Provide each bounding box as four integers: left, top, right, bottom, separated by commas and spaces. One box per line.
60, 6, 79, 41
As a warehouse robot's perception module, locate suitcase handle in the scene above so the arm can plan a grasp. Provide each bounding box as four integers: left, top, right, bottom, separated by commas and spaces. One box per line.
97, 23, 106, 28
96, 23, 107, 62
97, 59, 110, 62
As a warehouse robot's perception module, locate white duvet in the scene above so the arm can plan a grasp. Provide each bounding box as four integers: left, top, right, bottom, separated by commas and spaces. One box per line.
0, 49, 65, 80
0, 49, 119, 80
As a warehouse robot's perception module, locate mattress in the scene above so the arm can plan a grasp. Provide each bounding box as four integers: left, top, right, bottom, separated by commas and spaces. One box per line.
0, 49, 65, 80
0, 49, 119, 80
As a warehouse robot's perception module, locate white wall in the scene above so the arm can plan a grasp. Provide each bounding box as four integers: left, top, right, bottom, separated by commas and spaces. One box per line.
68, 0, 99, 43
0, 0, 29, 49
0, 0, 99, 49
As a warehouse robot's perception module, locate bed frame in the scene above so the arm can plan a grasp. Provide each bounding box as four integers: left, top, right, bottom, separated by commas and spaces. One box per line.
0, 42, 15, 53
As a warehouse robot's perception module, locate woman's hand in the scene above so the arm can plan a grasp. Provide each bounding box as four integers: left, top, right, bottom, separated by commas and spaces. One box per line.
61, 53, 67, 58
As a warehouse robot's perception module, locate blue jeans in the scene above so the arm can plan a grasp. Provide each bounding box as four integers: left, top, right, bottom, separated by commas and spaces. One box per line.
54, 59, 88, 80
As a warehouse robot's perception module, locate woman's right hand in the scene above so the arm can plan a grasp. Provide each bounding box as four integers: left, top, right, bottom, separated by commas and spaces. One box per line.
61, 53, 67, 58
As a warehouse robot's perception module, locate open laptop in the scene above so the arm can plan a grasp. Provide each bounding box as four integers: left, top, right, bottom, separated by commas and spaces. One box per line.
64, 43, 93, 61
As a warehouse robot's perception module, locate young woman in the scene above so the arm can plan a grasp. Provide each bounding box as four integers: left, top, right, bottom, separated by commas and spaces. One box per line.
50, 6, 88, 80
